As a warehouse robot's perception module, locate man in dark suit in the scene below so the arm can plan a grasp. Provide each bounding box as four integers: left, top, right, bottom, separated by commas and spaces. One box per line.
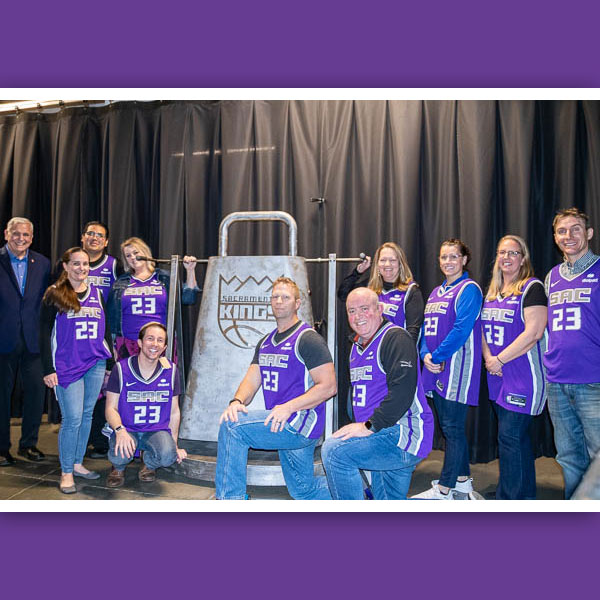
0, 217, 50, 465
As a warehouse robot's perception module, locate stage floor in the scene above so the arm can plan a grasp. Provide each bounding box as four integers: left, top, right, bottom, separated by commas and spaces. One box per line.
0, 418, 564, 502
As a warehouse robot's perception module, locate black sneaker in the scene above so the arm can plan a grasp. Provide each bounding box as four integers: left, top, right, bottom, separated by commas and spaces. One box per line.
0, 452, 17, 466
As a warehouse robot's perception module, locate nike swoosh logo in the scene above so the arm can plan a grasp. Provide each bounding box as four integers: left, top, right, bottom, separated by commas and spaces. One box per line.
126, 382, 136, 387
550, 281, 560, 287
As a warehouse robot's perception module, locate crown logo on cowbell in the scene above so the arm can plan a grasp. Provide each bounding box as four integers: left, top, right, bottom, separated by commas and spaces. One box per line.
218, 274, 282, 349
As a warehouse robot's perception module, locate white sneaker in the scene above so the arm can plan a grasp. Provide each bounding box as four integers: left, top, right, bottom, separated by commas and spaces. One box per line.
411, 483, 455, 500
432, 478, 473, 494
433, 479, 485, 500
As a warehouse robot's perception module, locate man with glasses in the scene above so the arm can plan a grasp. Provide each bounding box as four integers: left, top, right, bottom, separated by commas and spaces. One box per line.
544, 207, 600, 499
215, 277, 337, 500
80, 221, 123, 458
0, 217, 50, 466
81, 221, 122, 302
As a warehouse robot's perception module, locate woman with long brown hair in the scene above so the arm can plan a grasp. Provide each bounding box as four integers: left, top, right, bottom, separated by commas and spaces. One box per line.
40, 247, 113, 494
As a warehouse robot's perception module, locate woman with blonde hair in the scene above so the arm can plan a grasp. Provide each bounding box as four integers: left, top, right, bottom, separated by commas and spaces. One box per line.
107, 237, 199, 359
337, 242, 423, 343
482, 234, 547, 499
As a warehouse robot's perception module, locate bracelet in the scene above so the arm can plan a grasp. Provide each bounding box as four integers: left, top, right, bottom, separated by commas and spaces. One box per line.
229, 398, 243, 406
497, 356, 505, 366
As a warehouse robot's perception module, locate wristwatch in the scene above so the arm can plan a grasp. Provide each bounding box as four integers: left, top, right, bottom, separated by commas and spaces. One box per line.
115, 425, 125, 432
364, 420, 373, 430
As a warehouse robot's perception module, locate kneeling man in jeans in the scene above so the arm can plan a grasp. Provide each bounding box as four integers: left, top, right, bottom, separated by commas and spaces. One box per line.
105, 322, 187, 487
322, 288, 433, 499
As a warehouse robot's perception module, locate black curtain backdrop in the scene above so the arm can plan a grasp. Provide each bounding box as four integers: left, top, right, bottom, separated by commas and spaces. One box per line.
1, 99, 598, 463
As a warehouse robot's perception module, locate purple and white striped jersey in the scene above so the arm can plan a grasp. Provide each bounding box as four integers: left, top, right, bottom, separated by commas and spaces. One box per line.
87, 254, 118, 302
114, 357, 177, 433
379, 282, 416, 329
482, 278, 547, 415
258, 322, 325, 439
422, 278, 482, 405
350, 322, 433, 458
121, 273, 168, 340
51, 285, 111, 387
544, 257, 600, 383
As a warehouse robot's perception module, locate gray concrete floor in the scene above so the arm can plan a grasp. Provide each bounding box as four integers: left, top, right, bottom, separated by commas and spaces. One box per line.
0, 418, 564, 501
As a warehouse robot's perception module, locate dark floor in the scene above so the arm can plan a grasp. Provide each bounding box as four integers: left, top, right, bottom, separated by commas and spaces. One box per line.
0, 418, 565, 501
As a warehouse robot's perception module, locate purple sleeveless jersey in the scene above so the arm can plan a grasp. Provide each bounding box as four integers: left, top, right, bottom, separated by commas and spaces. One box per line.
115, 357, 176, 433
51, 286, 111, 387
350, 322, 433, 458
121, 273, 168, 340
422, 278, 482, 405
544, 258, 600, 383
87, 254, 118, 302
378, 282, 416, 328
482, 278, 547, 415
258, 322, 325, 439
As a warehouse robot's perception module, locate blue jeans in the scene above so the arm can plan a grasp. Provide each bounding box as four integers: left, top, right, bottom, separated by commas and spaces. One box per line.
492, 402, 536, 499
216, 410, 331, 500
321, 425, 422, 500
547, 382, 600, 499
108, 430, 177, 470
54, 360, 106, 473
432, 391, 470, 488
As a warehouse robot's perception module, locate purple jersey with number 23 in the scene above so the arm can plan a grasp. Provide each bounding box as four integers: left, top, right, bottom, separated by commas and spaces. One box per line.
258, 322, 325, 439
422, 278, 482, 405
115, 356, 177, 433
482, 278, 547, 415
544, 258, 600, 383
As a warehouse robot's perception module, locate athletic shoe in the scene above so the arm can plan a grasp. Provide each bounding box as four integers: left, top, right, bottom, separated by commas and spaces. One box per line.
432, 477, 473, 494
411, 483, 455, 500
442, 478, 484, 500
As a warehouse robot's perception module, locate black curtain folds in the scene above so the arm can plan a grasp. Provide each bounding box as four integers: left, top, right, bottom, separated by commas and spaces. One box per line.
1, 99, 598, 462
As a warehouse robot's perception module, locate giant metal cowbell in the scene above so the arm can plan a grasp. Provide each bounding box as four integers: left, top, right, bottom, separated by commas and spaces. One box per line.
179, 213, 313, 442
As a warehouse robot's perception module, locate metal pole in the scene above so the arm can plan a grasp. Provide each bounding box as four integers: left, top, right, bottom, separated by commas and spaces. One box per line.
326, 253, 338, 437
305, 256, 364, 263
166, 255, 180, 361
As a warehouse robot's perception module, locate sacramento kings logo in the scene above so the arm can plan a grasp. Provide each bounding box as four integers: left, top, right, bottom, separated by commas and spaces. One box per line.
218, 274, 281, 349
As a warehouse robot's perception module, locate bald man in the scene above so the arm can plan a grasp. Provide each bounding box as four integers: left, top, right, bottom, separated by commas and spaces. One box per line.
321, 288, 433, 499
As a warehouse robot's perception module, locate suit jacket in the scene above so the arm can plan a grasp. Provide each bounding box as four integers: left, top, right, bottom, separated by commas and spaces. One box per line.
0, 245, 50, 354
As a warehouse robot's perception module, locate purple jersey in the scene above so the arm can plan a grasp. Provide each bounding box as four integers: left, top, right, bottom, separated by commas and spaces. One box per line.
51, 286, 111, 387
258, 322, 325, 439
544, 258, 600, 383
379, 282, 416, 328
482, 278, 547, 415
422, 278, 482, 405
87, 254, 118, 302
113, 356, 177, 433
120, 273, 168, 340
350, 322, 433, 458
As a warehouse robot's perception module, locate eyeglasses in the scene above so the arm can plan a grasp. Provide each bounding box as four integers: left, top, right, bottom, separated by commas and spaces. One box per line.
84, 231, 106, 239
497, 250, 522, 258
439, 254, 462, 261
